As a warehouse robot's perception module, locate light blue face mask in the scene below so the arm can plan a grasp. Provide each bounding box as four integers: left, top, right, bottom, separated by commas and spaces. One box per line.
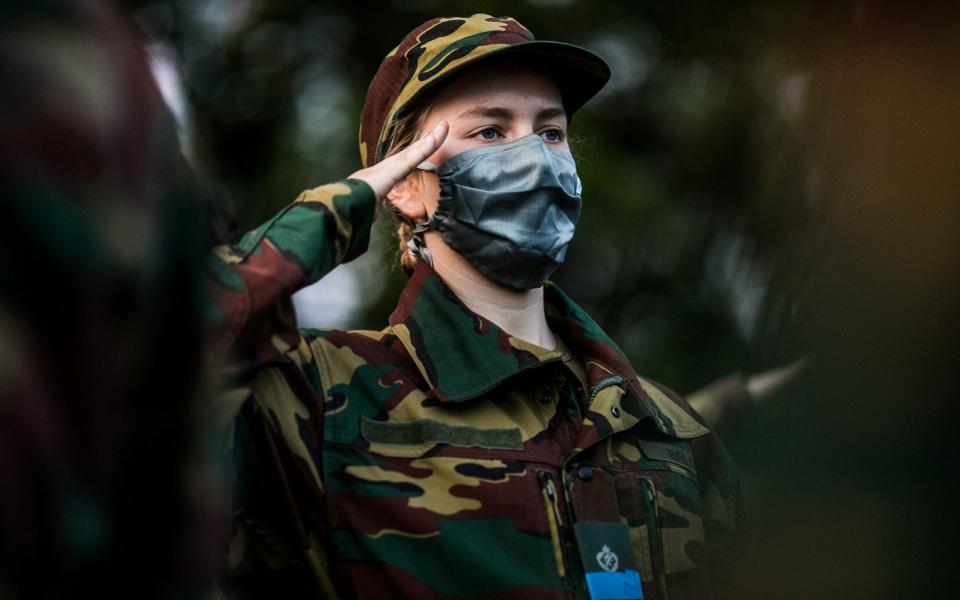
410, 133, 583, 290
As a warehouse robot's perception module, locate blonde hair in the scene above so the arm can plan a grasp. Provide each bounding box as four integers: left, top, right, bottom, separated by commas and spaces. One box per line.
382, 106, 432, 273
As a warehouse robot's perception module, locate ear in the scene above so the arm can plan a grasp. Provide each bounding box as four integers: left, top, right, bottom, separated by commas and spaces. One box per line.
386, 173, 428, 221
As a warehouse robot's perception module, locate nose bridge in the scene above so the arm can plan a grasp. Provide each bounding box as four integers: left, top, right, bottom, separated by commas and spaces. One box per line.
511, 108, 542, 137
515, 117, 537, 137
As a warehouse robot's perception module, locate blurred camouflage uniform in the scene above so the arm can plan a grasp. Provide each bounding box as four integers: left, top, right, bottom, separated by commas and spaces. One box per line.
688, 375, 755, 443
0, 2, 219, 597
208, 14, 739, 600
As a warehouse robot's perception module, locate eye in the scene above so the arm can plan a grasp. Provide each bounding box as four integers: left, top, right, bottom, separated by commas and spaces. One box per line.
539, 128, 565, 143
474, 127, 501, 141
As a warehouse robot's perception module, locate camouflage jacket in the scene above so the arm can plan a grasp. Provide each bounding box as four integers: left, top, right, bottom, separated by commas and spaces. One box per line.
206, 181, 739, 599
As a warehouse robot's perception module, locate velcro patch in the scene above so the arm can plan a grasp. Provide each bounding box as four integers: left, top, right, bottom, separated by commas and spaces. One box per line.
360, 417, 522, 450
635, 438, 695, 472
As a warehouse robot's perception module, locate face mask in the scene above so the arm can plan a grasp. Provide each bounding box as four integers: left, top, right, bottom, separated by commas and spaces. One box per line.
410, 133, 583, 290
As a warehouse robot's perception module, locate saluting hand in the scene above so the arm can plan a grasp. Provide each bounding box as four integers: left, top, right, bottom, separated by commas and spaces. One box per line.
349, 121, 448, 200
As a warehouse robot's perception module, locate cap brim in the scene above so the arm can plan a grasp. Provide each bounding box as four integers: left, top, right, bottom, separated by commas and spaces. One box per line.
404, 40, 611, 121
482, 40, 611, 116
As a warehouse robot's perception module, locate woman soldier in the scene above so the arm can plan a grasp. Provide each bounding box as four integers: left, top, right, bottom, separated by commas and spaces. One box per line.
208, 14, 739, 600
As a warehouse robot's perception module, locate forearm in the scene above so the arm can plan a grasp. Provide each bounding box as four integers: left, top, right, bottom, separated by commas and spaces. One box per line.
204, 179, 375, 363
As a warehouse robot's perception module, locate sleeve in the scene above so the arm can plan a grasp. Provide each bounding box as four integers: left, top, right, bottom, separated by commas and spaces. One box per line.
203, 179, 376, 368
654, 380, 742, 594
692, 421, 741, 596
225, 373, 340, 598
204, 181, 375, 596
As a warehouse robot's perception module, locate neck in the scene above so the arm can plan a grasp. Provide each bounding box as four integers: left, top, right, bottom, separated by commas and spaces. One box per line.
425, 232, 556, 350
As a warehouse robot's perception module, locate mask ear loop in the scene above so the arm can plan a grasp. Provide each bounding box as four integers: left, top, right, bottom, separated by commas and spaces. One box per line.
407, 161, 439, 268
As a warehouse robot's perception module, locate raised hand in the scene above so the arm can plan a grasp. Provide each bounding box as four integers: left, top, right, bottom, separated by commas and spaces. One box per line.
349, 121, 448, 200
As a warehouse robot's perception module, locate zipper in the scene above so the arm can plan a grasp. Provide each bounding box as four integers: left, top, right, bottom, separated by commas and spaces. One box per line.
639, 477, 669, 600
588, 375, 626, 403
539, 471, 567, 579
552, 469, 591, 598
540, 470, 588, 597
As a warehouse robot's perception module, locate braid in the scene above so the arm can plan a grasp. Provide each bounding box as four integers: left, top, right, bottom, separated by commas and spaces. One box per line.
396, 221, 418, 273
381, 105, 432, 273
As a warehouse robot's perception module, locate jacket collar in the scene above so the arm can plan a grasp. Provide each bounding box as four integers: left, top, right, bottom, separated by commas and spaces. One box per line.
388, 263, 709, 439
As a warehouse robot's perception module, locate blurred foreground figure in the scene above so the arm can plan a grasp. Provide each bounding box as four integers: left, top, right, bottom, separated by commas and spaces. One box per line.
688, 359, 809, 441
0, 1, 218, 597
719, 4, 960, 599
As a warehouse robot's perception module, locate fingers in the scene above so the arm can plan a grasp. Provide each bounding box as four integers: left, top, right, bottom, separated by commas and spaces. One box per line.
383, 120, 448, 181
409, 120, 448, 166
348, 121, 448, 199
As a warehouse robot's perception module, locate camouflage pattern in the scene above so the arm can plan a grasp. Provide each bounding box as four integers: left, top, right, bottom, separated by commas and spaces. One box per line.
358, 14, 610, 167
1, 1, 220, 597
206, 181, 740, 598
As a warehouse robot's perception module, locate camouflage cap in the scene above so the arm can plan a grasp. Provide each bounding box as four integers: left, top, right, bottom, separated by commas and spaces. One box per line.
359, 14, 611, 167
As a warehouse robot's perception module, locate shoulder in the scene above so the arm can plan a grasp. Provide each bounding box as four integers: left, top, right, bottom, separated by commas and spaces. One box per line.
631, 374, 712, 439
631, 373, 738, 493
297, 325, 416, 390
637, 375, 711, 429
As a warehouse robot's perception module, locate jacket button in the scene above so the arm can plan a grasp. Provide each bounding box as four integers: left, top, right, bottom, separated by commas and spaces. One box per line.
577, 465, 594, 481
610, 405, 621, 418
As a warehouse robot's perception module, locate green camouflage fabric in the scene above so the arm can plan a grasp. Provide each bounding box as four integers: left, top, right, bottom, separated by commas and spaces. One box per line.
358, 13, 609, 167
206, 181, 740, 599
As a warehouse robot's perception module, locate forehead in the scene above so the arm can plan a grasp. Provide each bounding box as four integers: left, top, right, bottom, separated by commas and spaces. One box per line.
427, 62, 565, 116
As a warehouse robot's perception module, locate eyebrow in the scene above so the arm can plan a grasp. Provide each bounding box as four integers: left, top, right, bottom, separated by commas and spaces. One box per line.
455, 106, 568, 122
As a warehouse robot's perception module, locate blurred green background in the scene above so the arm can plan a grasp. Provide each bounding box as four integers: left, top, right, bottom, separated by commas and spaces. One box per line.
133, 1, 960, 598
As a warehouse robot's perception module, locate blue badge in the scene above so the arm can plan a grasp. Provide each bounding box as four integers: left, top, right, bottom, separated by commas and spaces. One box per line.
574, 522, 644, 600
585, 570, 643, 600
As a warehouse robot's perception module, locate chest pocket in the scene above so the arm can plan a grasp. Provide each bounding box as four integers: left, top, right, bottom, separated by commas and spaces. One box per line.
571, 431, 710, 597
327, 413, 563, 597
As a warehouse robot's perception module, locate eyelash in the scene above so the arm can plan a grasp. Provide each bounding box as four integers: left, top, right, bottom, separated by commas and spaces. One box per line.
540, 128, 564, 143
475, 127, 502, 141
472, 126, 566, 143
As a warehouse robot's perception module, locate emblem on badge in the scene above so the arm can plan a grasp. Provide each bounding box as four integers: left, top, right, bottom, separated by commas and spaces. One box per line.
596, 544, 619, 572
